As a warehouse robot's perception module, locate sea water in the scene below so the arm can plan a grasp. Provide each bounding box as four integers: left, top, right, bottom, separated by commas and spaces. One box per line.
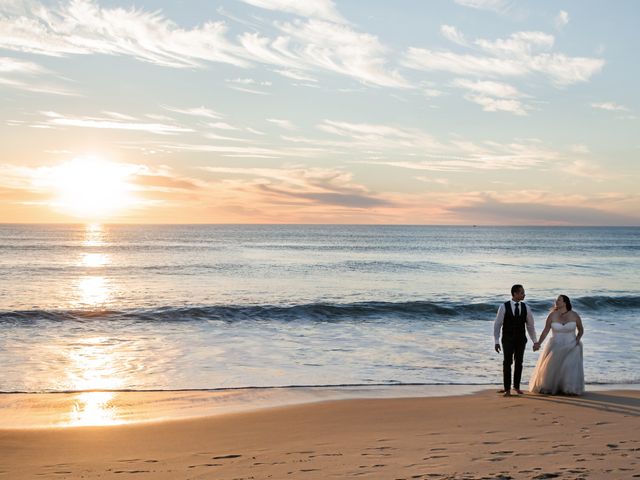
1, 224, 638, 393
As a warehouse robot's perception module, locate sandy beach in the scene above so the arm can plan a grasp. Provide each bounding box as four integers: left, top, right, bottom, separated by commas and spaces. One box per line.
1, 389, 638, 479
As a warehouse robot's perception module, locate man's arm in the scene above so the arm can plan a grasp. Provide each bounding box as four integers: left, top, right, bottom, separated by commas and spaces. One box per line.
525, 305, 537, 343
494, 304, 505, 351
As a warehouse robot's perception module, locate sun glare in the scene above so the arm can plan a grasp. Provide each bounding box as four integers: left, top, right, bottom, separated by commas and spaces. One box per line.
38, 156, 139, 219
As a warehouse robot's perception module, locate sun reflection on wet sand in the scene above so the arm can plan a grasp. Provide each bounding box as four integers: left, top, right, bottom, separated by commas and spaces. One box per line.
69, 391, 122, 426
63, 337, 125, 426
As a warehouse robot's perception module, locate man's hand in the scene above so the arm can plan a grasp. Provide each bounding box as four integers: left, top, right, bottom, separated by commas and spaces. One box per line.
495, 344, 501, 353
532, 342, 540, 352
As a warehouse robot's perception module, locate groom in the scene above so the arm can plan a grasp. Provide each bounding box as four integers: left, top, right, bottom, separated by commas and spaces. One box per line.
494, 284, 538, 396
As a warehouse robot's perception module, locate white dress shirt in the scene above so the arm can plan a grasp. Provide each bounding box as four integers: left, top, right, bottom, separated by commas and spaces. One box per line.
493, 300, 537, 344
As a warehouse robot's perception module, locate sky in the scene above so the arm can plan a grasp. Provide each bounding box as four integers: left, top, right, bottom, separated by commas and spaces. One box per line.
1, 0, 638, 225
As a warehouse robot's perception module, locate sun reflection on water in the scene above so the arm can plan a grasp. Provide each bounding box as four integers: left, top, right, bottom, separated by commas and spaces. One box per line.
77, 276, 111, 305
81, 252, 110, 268
83, 223, 106, 247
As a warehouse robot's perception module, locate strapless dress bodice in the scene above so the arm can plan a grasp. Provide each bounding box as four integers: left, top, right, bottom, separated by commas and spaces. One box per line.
551, 321, 577, 334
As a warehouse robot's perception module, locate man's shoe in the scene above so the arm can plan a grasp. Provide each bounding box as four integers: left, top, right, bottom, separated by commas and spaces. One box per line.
503, 391, 512, 397
514, 389, 524, 395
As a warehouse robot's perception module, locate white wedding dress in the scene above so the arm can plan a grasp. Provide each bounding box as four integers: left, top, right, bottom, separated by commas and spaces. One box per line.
529, 321, 584, 395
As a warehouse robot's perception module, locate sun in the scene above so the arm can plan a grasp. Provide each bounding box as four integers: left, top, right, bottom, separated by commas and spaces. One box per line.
39, 156, 140, 219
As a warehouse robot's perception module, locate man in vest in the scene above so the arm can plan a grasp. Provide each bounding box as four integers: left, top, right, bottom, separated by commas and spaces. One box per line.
494, 284, 538, 396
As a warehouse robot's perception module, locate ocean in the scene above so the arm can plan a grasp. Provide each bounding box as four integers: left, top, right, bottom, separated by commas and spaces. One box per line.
1, 224, 639, 393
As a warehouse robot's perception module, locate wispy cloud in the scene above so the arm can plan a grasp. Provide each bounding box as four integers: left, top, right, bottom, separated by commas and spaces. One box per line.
555, 10, 570, 30
308, 119, 561, 171
403, 28, 604, 86
162, 105, 223, 119
226, 77, 272, 95
0, 56, 76, 95
591, 102, 629, 112
0, 76, 78, 96
162, 142, 306, 158
274, 69, 317, 82
203, 165, 390, 209
240, 19, 408, 87
449, 193, 639, 226
267, 118, 297, 130
0, 1, 406, 88
452, 78, 528, 115
440, 25, 468, 46
453, 0, 513, 14
38, 111, 193, 135
208, 122, 239, 131
0, 0, 248, 68
0, 57, 45, 74
238, 0, 346, 24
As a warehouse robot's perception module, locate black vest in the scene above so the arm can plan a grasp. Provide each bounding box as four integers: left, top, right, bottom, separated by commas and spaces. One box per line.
502, 301, 527, 343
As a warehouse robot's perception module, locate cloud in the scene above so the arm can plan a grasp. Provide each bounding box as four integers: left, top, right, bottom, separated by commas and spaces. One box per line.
238, 0, 346, 24
162, 142, 301, 158
555, 10, 570, 30
561, 160, 612, 180
38, 111, 193, 135
449, 194, 639, 226
453, 0, 512, 14
227, 85, 270, 95
452, 78, 528, 115
591, 102, 629, 112
274, 69, 317, 82
267, 118, 297, 130
0, 76, 78, 96
0, 56, 76, 95
240, 19, 409, 87
0, 1, 406, 89
161, 105, 223, 119
0, 56, 44, 74
132, 173, 201, 191
203, 165, 390, 209
208, 122, 239, 131
0, 0, 248, 68
316, 120, 449, 157
403, 28, 604, 86
225, 78, 272, 95
440, 25, 468, 46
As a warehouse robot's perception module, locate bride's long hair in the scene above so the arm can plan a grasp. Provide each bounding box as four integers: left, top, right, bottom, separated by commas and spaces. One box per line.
552, 294, 573, 312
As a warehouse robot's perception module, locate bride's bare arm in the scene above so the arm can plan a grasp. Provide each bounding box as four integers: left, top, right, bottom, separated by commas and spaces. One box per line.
575, 314, 584, 343
536, 314, 553, 345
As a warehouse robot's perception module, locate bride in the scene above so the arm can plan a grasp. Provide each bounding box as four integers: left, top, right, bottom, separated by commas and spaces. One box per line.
529, 295, 585, 395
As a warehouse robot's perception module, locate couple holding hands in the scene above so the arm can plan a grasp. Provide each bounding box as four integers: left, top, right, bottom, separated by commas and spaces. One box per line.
494, 284, 585, 397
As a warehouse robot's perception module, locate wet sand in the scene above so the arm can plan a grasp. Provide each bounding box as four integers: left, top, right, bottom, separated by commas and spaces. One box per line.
0, 389, 638, 479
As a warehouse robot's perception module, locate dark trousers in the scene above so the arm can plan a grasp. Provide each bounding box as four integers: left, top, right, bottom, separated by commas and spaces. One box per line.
502, 337, 526, 390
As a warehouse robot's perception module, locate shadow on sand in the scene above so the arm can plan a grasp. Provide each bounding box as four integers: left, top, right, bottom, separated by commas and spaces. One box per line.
523, 390, 640, 417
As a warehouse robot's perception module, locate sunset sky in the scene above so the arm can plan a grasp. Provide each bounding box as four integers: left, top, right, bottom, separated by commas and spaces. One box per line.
1, 0, 638, 224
